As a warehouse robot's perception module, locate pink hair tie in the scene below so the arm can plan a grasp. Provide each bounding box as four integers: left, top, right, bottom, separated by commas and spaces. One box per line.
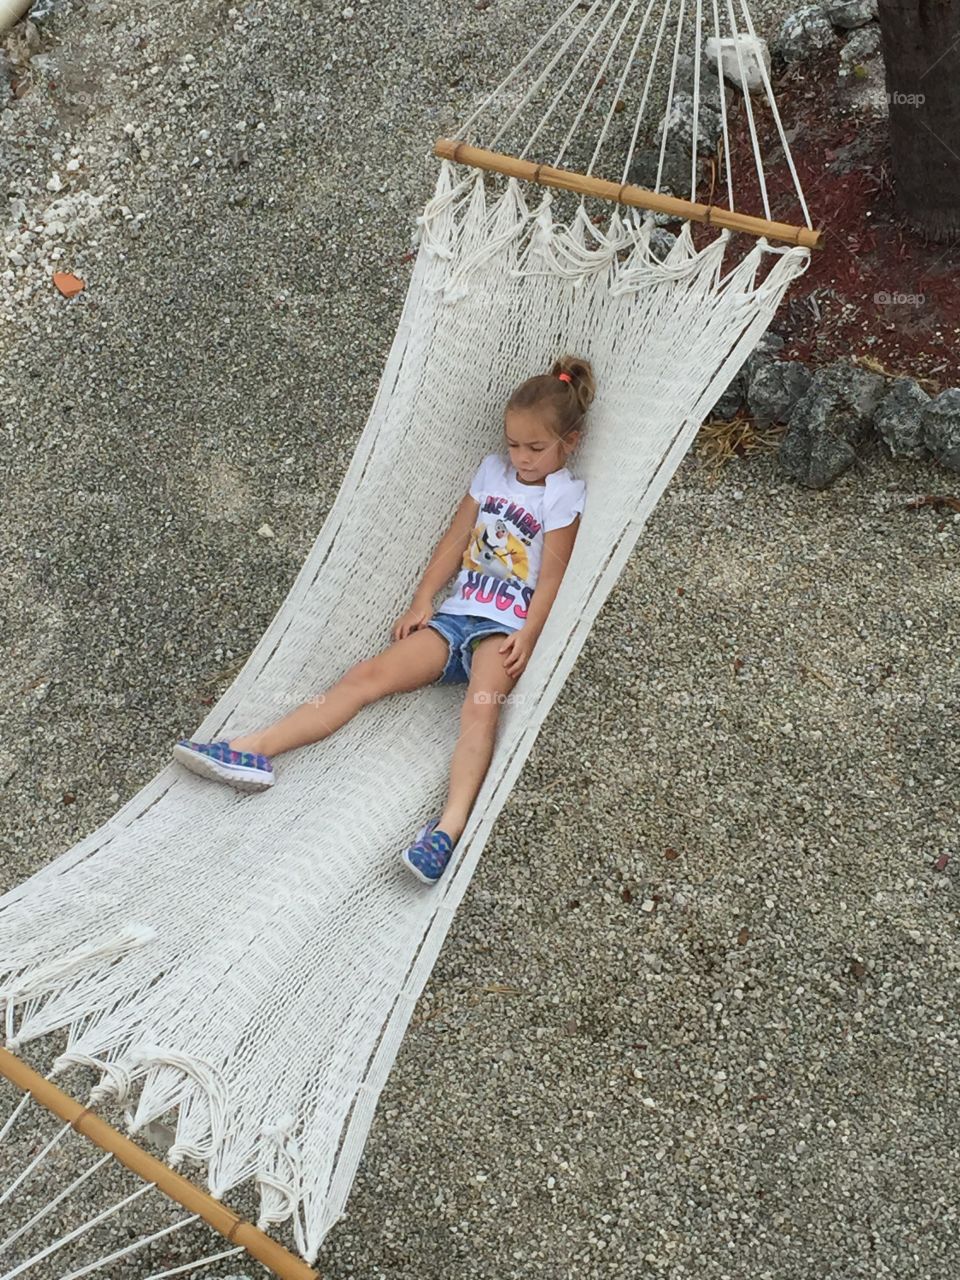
557, 372, 573, 383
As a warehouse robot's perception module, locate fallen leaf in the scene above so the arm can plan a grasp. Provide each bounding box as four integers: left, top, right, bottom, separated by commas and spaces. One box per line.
933, 853, 950, 872
53, 271, 85, 298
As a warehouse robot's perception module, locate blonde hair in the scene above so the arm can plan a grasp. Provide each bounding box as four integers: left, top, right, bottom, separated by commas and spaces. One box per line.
505, 353, 596, 442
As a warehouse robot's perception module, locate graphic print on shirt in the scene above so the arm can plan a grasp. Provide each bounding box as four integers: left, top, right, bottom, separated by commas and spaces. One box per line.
457, 492, 540, 619
464, 514, 531, 584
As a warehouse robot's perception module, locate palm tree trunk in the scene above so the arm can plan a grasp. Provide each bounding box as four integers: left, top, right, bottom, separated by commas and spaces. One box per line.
877, 0, 960, 242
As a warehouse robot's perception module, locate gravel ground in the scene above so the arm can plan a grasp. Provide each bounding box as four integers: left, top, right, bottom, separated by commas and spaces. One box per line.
1, 1, 958, 1278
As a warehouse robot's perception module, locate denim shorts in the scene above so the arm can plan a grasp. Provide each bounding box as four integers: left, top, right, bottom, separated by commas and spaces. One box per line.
426, 612, 517, 685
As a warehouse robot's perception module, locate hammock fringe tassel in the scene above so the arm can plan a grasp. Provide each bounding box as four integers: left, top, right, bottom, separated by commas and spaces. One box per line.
0, 1048, 319, 1280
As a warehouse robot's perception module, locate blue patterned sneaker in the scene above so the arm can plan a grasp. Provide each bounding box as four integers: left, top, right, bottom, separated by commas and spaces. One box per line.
172, 738, 275, 793
400, 816, 456, 885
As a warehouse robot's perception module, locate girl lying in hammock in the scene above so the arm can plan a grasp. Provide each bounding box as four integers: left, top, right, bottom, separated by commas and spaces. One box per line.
173, 355, 592, 884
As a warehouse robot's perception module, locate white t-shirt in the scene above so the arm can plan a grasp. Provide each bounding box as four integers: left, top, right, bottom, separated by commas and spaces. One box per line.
434, 452, 587, 630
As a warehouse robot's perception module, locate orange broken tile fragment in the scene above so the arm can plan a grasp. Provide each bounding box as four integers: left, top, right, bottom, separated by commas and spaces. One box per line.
53, 272, 85, 298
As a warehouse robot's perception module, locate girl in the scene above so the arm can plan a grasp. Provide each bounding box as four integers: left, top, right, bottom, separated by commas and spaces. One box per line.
173, 355, 593, 884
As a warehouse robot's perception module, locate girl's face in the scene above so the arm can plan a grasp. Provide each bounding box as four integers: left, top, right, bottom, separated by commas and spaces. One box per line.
504, 407, 579, 484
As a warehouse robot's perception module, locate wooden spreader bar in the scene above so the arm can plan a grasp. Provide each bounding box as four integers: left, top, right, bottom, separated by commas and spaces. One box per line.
434, 138, 824, 250
0, 1047, 319, 1280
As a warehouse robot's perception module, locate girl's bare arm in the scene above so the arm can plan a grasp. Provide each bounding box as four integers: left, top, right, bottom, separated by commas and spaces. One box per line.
520, 515, 581, 636
412, 493, 479, 605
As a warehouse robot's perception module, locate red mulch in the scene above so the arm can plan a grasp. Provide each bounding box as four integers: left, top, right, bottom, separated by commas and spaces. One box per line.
685, 43, 959, 388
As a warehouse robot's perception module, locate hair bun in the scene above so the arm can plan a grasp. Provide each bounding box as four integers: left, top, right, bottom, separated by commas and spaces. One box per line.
550, 355, 596, 410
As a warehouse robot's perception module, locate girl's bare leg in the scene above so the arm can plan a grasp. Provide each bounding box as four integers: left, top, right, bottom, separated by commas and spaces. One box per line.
436, 633, 518, 843
228, 627, 449, 757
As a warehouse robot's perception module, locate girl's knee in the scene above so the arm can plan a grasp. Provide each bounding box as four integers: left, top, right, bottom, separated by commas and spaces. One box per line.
342, 634, 444, 701
341, 655, 387, 703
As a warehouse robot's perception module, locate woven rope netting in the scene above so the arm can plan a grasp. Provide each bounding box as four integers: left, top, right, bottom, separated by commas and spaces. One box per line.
0, 0, 814, 1272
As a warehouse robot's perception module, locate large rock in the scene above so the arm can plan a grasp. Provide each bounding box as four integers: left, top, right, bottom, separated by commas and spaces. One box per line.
873, 377, 931, 459
747, 359, 813, 427
655, 92, 723, 156
674, 52, 735, 114
839, 25, 881, 64
921, 388, 960, 472
627, 144, 710, 198
778, 360, 886, 487
743, 330, 786, 384
703, 34, 772, 92
648, 227, 678, 262
825, 0, 878, 28
710, 381, 746, 420
774, 6, 836, 63
707, 331, 786, 420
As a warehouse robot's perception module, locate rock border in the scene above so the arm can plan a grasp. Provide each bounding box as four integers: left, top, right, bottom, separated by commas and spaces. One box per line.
705, 344, 960, 488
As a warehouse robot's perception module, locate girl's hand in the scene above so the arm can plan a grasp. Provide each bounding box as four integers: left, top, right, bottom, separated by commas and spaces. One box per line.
498, 627, 537, 679
392, 599, 434, 642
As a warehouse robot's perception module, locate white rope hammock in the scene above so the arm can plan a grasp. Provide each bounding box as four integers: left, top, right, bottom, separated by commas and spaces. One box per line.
0, 1, 816, 1273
